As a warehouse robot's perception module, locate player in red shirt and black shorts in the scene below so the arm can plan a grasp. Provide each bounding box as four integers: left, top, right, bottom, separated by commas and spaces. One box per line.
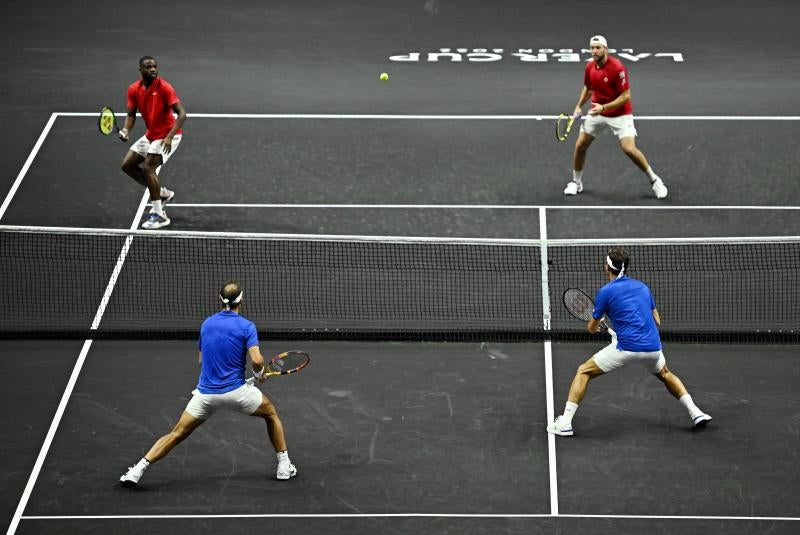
564, 36, 668, 200
119, 56, 187, 229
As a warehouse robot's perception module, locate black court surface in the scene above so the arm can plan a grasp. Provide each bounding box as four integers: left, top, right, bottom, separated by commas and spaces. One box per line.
2, 1, 799, 534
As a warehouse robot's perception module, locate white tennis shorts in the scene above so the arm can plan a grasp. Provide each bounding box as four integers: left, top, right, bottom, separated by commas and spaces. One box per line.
130, 134, 182, 164
581, 114, 637, 139
592, 342, 666, 374
185, 382, 264, 420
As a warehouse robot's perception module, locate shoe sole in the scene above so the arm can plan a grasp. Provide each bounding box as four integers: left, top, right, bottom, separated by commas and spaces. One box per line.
564, 184, 583, 196
546, 428, 574, 436
693, 415, 712, 427
142, 219, 171, 230
120, 479, 138, 488
277, 468, 298, 480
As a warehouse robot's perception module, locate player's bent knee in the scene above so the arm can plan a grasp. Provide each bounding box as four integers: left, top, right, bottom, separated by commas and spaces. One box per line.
253, 398, 278, 418
654, 364, 671, 381
577, 358, 604, 377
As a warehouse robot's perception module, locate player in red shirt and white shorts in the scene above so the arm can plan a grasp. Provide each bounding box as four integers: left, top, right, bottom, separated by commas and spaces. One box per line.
119, 56, 187, 229
564, 36, 668, 200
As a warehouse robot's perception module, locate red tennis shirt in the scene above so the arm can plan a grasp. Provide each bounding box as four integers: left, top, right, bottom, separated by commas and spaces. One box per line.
583, 56, 633, 117
126, 77, 182, 141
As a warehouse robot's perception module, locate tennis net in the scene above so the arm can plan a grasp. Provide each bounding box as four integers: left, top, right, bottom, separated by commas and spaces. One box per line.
0, 225, 797, 343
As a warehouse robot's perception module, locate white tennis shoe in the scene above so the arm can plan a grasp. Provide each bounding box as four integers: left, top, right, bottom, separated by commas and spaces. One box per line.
651, 178, 668, 199
547, 415, 574, 436
693, 413, 712, 427
142, 211, 170, 229
564, 180, 583, 195
160, 187, 175, 204
120, 462, 147, 487
277, 461, 297, 480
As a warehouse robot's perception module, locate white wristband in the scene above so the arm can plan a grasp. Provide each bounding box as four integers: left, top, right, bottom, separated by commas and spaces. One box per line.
253, 366, 266, 379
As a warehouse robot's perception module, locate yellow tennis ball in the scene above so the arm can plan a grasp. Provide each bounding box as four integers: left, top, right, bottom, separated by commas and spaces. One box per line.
379, 72, 389, 81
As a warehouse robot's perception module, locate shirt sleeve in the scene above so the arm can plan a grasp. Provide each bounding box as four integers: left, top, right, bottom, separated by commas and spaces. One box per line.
245, 321, 259, 349
163, 81, 180, 107
593, 286, 608, 320
614, 63, 629, 92
584, 63, 592, 88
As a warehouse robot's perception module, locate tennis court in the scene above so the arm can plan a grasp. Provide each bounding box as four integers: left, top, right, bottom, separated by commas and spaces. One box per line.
1, 1, 799, 534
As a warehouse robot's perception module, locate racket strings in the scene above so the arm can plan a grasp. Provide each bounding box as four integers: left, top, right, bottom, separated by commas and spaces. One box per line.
268, 352, 309, 373
556, 114, 575, 141
99, 108, 117, 135
564, 289, 594, 322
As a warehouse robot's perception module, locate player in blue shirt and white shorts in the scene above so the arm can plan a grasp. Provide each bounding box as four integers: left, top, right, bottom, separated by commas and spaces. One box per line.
548, 247, 712, 436
120, 280, 298, 485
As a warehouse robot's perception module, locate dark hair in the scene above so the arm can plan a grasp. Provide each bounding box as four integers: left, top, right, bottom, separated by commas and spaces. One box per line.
139, 55, 157, 67
607, 247, 630, 275
219, 279, 243, 309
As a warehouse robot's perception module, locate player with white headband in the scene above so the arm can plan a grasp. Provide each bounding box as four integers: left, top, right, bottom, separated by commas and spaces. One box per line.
120, 280, 298, 486
548, 247, 711, 436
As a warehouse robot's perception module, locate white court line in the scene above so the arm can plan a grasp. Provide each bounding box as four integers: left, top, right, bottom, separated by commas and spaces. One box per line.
55, 112, 800, 120
19, 513, 800, 521
3, 225, 798, 246
6, 193, 150, 535
538, 207, 558, 516
155, 203, 800, 210
0, 113, 58, 221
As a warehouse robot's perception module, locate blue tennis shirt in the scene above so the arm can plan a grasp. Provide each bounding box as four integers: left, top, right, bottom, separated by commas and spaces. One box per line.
197, 310, 259, 394
593, 276, 662, 352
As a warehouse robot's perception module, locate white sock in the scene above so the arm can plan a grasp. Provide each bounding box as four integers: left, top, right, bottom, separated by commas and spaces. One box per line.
562, 401, 579, 425
151, 200, 163, 215
138, 457, 151, 470
679, 394, 703, 419
646, 166, 659, 183
572, 170, 583, 183
276, 450, 290, 463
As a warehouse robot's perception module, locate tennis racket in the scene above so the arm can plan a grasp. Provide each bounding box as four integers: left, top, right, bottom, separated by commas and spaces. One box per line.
562, 288, 610, 331
98, 106, 121, 136
246, 350, 310, 384
555, 112, 581, 141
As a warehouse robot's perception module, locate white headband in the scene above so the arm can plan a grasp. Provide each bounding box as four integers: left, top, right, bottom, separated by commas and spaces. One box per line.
606, 256, 625, 279
220, 290, 243, 309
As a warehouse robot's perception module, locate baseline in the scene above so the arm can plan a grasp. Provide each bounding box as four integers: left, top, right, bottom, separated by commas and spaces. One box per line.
19, 513, 800, 521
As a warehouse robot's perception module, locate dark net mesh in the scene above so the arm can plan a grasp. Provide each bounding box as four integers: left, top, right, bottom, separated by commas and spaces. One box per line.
1, 227, 797, 343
